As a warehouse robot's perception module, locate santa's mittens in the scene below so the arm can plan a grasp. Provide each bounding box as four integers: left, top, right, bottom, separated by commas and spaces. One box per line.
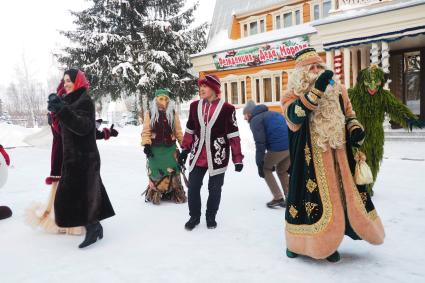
103, 128, 111, 140
0, 206, 12, 220
45, 176, 60, 185
314, 70, 334, 93
0, 145, 10, 166
350, 127, 365, 147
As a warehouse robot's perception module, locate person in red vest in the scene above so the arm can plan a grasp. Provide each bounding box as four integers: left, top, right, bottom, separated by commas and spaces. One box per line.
179, 74, 244, 230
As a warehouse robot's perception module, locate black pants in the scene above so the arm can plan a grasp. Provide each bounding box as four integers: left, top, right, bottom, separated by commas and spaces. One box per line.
188, 166, 225, 218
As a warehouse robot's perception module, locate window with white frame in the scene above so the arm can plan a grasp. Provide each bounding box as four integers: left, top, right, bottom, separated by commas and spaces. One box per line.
251, 71, 284, 104
221, 76, 247, 105
311, 0, 332, 21
240, 16, 266, 37
273, 5, 303, 30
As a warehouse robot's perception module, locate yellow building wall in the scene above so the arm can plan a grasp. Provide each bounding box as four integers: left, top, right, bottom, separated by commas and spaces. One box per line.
229, 1, 309, 40
246, 77, 252, 100
303, 2, 311, 23
266, 14, 273, 32
230, 16, 241, 40
268, 105, 283, 112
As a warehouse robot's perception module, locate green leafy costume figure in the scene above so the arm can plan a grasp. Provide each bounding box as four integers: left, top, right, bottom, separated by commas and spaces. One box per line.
348, 65, 424, 192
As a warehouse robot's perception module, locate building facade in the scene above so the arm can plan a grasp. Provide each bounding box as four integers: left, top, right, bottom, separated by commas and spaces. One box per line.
191, 0, 425, 118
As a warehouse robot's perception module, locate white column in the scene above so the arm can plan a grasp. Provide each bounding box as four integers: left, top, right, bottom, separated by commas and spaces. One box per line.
360, 47, 368, 70
238, 81, 242, 105
334, 49, 343, 80
343, 48, 351, 87
351, 48, 359, 85
250, 77, 255, 103
381, 41, 391, 90
259, 77, 264, 103
326, 50, 335, 71
331, 0, 337, 12
271, 76, 276, 102
227, 82, 231, 103
370, 42, 380, 65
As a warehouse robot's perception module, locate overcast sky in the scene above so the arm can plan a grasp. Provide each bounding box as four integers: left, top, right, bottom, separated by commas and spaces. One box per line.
0, 0, 216, 90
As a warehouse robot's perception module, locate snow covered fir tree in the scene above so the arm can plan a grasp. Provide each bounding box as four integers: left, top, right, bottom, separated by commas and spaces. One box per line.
57, 0, 208, 113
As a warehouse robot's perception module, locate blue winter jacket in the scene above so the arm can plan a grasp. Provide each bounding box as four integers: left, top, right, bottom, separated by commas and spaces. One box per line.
249, 105, 289, 166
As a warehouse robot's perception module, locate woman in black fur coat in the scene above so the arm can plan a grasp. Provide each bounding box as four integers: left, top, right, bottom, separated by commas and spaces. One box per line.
47, 69, 115, 249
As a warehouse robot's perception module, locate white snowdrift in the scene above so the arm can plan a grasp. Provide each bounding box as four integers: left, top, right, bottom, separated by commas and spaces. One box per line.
0, 123, 38, 148
23, 126, 52, 148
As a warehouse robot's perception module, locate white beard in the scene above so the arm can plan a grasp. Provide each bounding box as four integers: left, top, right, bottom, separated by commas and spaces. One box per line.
287, 66, 321, 97
310, 83, 346, 151
288, 66, 346, 151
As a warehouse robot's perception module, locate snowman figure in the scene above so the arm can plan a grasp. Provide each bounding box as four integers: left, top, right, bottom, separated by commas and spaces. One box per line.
0, 144, 12, 220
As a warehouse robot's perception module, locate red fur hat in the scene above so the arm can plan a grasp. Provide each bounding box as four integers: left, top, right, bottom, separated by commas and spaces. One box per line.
198, 74, 221, 95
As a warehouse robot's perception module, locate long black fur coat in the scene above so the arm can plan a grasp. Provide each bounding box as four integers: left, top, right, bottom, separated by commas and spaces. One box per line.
54, 88, 115, 227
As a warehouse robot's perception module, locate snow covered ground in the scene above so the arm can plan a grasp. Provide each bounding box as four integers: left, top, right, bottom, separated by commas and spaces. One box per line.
1, 119, 425, 283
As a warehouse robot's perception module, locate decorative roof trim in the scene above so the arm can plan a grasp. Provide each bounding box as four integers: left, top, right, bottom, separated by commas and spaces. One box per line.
314, 1, 425, 27
323, 25, 425, 50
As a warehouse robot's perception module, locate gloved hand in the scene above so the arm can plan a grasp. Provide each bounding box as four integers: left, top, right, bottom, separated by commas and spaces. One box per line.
0, 145, 10, 166
47, 93, 64, 113
257, 163, 265, 178
350, 127, 365, 148
143, 144, 154, 158
407, 119, 425, 131
110, 124, 119, 137
178, 150, 189, 166
314, 70, 334, 93
235, 163, 243, 172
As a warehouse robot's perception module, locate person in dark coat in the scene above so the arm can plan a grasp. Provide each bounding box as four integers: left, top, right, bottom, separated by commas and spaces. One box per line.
25, 80, 118, 235
47, 69, 115, 249
243, 101, 290, 208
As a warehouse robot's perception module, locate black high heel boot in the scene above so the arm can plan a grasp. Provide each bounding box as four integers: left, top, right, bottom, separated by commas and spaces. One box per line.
79, 222, 103, 249
326, 251, 341, 262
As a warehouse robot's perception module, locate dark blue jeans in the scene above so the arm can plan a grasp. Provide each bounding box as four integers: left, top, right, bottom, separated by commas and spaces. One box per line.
188, 166, 225, 218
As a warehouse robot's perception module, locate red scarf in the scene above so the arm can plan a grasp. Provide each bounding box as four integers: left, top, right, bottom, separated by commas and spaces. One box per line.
51, 70, 90, 134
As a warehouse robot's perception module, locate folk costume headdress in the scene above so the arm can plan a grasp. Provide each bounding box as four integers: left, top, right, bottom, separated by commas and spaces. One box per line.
150, 88, 175, 129
198, 74, 221, 96
294, 47, 324, 68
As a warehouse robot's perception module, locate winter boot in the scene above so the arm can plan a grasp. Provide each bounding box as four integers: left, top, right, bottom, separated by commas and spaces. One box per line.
286, 248, 298, 258
79, 222, 103, 249
326, 251, 341, 263
206, 215, 217, 229
267, 198, 286, 208
184, 216, 200, 231
0, 206, 12, 220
